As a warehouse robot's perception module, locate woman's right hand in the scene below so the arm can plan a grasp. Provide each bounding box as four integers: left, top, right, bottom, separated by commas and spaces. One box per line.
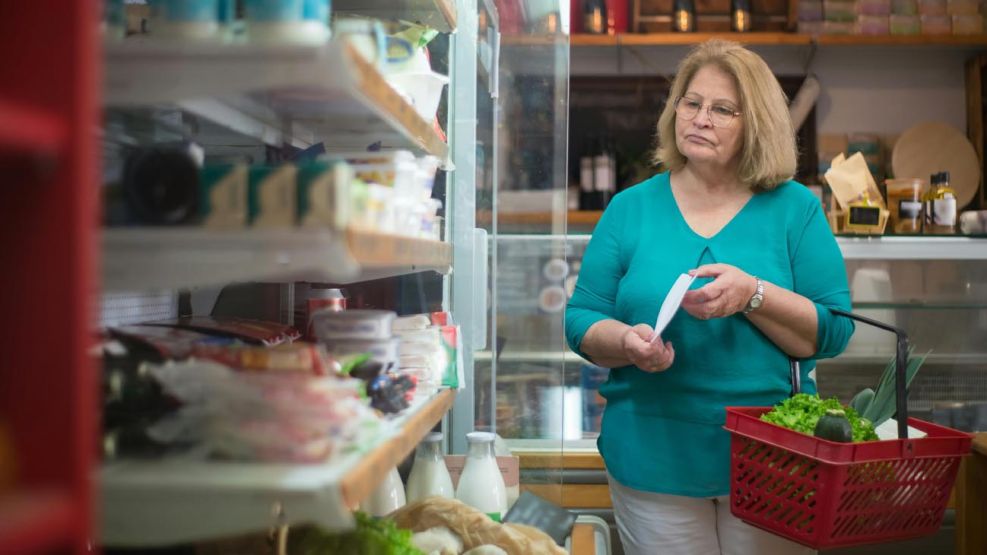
622, 324, 675, 373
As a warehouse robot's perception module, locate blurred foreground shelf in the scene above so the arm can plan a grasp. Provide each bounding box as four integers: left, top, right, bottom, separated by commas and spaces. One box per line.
100, 389, 456, 547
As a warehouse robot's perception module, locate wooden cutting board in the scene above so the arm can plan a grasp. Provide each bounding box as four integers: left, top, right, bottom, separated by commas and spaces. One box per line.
891, 122, 981, 210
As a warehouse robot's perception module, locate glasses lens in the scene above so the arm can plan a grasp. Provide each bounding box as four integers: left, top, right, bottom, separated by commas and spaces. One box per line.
676, 97, 700, 120
709, 105, 736, 127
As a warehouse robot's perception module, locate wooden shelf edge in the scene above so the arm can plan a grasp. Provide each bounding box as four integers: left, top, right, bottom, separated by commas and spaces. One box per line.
435, 0, 457, 31
0, 490, 76, 553
340, 389, 456, 507
973, 432, 987, 457
344, 43, 449, 159
518, 451, 605, 470
477, 210, 603, 227
571, 523, 597, 555
347, 229, 452, 269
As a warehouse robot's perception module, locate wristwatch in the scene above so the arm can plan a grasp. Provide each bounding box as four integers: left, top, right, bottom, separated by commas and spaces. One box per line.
743, 276, 764, 314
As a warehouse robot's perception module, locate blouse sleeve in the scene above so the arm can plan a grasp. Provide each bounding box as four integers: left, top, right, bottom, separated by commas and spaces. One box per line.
791, 200, 855, 359
565, 198, 626, 360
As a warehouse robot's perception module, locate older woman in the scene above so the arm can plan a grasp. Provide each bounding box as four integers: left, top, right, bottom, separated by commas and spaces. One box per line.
565, 40, 853, 555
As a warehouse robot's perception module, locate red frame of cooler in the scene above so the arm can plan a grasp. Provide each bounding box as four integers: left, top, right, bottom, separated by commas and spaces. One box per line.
0, 1, 99, 553
724, 406, 973, 550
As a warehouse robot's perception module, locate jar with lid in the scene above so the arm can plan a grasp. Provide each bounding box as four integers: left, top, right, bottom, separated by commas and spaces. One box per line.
923, 171, 957, 234
406, 432, 454, 503
455, 432, 508, 521
885, 178, 925, 234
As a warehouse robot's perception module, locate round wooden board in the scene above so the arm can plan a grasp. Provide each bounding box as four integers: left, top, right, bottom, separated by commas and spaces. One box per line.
891, 122, 981, 210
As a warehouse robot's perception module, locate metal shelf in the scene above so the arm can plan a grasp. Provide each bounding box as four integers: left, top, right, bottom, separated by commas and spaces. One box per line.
332, 0, 457, 32
105, 40, 448, 158
100, 389, 455, 547
102, 228, 452, 292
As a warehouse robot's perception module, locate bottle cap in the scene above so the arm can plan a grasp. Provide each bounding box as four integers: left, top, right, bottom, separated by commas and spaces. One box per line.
466, 431, 496, 443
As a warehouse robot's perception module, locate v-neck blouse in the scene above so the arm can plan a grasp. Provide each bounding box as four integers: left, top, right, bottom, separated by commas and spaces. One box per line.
565, 171, 854, 497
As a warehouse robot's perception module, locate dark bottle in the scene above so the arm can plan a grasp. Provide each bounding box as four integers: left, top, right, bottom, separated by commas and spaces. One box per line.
731, 0, 752, 32
673, 0, 697, 32
583, 0, 607, 34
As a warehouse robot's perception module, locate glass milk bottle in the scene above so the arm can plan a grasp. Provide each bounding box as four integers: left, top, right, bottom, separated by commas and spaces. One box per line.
406, 432, 454, 503
455, 431, 508, 521
362, 466, 406, 516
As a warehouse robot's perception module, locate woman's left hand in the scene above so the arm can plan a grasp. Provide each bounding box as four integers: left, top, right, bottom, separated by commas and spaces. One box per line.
681, 264, 757, 320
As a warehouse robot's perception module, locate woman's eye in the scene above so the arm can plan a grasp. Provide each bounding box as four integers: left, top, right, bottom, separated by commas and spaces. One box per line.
683, 100, 702, 109
712, 105, 736, 116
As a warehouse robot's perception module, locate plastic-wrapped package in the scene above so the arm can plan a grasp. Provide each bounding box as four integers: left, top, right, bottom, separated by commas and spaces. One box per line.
145, 360, 381, 462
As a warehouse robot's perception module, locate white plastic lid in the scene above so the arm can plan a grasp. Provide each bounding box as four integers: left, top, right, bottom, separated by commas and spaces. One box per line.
466, 431, 495, 443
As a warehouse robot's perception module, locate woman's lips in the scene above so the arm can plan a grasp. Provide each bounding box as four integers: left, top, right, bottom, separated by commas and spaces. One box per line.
685, 134, 714, 146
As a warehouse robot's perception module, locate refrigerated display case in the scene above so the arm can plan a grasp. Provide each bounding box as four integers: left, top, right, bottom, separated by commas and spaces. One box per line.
1, 0, 577, 552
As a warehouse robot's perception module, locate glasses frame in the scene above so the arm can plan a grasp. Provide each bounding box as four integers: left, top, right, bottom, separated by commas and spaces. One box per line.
674, 96, 742, 128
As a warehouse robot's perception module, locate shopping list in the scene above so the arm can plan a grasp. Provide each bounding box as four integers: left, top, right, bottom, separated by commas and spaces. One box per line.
648, 273, 697, 343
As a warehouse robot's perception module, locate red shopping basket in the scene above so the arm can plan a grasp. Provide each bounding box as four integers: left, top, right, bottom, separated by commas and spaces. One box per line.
724, 308, 973, 550
724, 407, 972, 550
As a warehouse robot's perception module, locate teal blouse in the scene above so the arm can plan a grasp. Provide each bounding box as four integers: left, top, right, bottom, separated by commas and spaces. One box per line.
565, 172, 854, 497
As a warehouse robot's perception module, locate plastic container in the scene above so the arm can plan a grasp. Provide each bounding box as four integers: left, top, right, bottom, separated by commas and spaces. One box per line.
824, 0, 859, 20
952, 13, 983, 30
387, 71, 450, 123
312, 309, 396, 341
890, 13, 922, 31
947, 0, 980, 14
921, 13, 953, 31
244, 0, 328, 44
725, 406, 971, 550
148, 0, 221, 40
918, 0, 948, 14
891, 0, 919, 13
857, 14, 892, 31
333, 17, 386, 67
885, 178, 925, 233
857, 0, 892, 14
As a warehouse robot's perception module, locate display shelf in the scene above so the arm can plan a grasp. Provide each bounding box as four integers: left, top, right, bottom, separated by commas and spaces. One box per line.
332, 0, 457, 32
819, 353, 987, 366
0, 489, 76, 553
477, 210, 602, 227
100, 389, 456, 547
0, 98, 65, 156
105, 40, 448, 158
837, 236, 987, 260
102, 228, 452, 292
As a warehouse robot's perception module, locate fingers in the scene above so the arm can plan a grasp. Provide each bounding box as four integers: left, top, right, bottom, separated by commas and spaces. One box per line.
631, 324, 654, 341
637, 341, 674, 373
688, 264, 728, 278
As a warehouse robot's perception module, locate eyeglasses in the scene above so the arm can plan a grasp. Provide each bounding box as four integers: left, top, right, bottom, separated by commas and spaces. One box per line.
674, 96, 741, 128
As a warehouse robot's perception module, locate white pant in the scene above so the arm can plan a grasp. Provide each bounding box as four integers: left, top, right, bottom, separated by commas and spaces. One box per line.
607, 474, 816, 555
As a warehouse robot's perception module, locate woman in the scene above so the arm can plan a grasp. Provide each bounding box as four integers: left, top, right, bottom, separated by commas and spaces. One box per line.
565, 40, 853, 555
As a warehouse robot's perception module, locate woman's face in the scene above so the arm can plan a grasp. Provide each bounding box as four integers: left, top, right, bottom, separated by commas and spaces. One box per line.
674, 64, 744, 170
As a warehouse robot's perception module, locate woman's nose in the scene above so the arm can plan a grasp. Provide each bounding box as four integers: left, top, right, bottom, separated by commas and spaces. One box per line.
693, 107, 714, 128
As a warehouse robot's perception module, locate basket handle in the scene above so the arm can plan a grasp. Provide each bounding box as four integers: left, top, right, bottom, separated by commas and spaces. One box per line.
828, 308, 911, 440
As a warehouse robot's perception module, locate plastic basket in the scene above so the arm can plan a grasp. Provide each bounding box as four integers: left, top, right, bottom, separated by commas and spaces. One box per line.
724, 406, 973, 550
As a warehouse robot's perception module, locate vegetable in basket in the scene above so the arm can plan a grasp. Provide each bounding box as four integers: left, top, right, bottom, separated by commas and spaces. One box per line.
289, 512, 424, 555
849, 349, 929, 427
760, 394, 878, 442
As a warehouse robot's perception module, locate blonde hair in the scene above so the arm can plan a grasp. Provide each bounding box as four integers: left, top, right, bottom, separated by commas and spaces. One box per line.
654, 39, 797, 191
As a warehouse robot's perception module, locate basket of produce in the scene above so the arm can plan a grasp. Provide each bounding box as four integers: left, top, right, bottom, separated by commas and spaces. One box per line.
724, 309, 973, 550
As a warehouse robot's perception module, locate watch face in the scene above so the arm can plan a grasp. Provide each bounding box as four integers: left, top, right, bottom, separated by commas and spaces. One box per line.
750, 296, 763, 309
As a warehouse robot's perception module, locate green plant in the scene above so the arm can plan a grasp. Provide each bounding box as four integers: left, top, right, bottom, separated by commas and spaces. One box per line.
850, 349, 929, 427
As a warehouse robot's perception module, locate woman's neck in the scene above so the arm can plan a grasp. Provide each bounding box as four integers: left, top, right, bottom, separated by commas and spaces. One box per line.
679, 162, 747, 197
